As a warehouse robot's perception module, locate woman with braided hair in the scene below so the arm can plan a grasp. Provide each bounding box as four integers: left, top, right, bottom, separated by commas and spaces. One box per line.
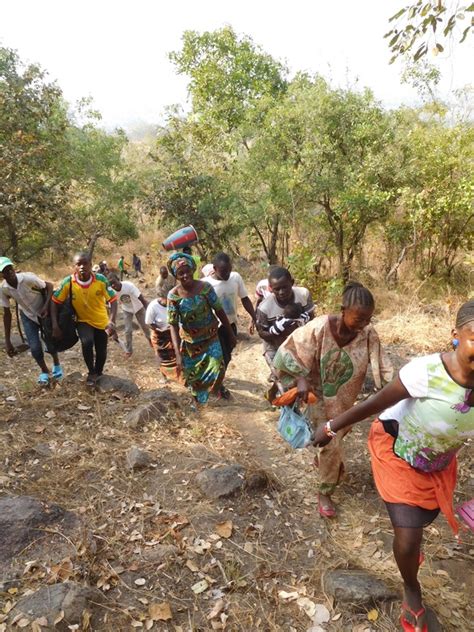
273, 281, 393, 517
310, 300, 474, 632
167, 252, 236, 404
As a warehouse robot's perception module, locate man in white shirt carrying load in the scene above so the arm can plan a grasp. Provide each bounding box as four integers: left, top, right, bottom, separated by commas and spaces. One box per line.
0, 257, 63, 385
206, 252, 256, 399
108, 274, 151, 356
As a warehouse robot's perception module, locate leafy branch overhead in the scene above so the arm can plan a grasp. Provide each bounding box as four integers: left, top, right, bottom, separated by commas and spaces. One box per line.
385, 1, 474, 62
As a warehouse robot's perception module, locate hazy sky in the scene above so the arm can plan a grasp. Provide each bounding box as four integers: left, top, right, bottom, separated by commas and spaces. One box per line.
2, 0, 472, 130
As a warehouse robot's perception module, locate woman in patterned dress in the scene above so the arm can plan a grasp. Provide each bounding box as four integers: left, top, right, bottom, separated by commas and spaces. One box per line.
310, 300, 474, 632
167, 252, 236, 404
273, 282, 393, 517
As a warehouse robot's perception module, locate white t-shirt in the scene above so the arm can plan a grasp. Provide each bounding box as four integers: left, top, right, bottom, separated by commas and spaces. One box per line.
115, 281, 143, 314
0, 272, 46, 324
145, 299, 169, 331
256, 286, 314, 354
380, 353, 474, 472
255, 278, 272, 301
206, 271, 248, 324
201, 263, 214, 278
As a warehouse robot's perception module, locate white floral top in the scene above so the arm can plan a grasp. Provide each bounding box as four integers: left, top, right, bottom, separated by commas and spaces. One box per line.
380, 354, 474, 472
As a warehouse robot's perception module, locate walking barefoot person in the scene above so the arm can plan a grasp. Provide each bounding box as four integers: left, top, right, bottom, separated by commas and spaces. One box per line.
51, 252, 118, 386
310, 300, 474, 632
0, 257, 63, 385
274, 282, 393, 517
167, 252, 236, 404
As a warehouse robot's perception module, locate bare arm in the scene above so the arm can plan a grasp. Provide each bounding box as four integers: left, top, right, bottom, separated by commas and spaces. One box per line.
3, 307, 15, 356
138, 294, 149, 309
312, 376, 410, 446
169, 324, 183, 376
108, 300, 118, 325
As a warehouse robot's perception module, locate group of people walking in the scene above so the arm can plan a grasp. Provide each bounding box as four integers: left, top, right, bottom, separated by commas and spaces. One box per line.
1, 249, 473, 632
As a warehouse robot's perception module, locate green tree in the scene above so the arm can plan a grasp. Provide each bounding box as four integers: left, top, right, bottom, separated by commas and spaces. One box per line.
0, 47, 70, 260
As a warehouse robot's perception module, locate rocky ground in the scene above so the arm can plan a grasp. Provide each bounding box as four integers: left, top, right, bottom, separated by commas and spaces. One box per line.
0, 308, 473, 631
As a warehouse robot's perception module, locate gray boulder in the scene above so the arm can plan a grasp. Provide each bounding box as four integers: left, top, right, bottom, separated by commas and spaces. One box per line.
324, 570, 396, 605
10, 582, 102, 631
127, 389, 181, 428
126, 447, 153, 470
196, 464, 246, 499
0, 496, 90, 586
96, 374, 139, 396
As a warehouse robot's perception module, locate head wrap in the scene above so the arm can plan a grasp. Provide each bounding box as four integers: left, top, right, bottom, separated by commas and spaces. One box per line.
167, 252, 196, 277
456, 300, 474, 329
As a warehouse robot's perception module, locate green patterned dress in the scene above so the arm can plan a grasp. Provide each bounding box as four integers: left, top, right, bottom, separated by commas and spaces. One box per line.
167, 283, 224, 403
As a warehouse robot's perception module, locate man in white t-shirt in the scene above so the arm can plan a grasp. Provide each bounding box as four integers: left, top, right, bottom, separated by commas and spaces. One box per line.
206, 253, 256, 398
108, 274, 150, 356
0, 257, 63, 385
256, 266, 314, 366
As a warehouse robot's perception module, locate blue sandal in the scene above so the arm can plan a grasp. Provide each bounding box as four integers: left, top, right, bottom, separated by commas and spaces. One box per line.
38, 372, 50, 386
52, 365, 64, 381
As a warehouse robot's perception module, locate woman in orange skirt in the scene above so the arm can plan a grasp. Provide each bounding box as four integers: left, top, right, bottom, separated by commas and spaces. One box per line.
309, 300, 474, 632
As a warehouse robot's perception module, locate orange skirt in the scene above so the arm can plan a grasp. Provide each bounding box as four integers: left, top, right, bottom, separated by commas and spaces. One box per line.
368, 420, 458, 533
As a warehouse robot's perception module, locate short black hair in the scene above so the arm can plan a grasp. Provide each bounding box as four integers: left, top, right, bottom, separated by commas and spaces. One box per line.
268, 266, 292, 282
183, 246, 192, 254
74, 251, 91, 262
213, 252, 231, 266
456, 300, 474, 329
342, 281, 375, 309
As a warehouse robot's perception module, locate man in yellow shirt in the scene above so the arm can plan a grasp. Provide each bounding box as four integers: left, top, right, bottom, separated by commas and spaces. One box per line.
51, 252, 118, 386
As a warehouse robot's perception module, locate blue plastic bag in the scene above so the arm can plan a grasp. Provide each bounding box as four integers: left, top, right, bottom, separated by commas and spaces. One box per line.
277, 404, 313, 449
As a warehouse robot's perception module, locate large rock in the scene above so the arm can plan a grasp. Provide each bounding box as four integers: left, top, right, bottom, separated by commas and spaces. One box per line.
323, 570, 396, 605
195, 464, 246, 499
96, 374, 139, 396
0, 496, 90, 585
127, 389, 181, 428
10, 582, 102, 631
126, 447, 153, 470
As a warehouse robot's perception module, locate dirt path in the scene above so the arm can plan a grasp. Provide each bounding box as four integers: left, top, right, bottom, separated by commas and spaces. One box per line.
1, 312, 473, 631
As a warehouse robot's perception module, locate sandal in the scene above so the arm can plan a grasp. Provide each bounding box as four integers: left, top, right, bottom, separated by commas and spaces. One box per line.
400, 602, 428, 632
318, 493, 336, 518
86, 373, 98, 387
37, 372, 50, 386
52, 365, 63, 381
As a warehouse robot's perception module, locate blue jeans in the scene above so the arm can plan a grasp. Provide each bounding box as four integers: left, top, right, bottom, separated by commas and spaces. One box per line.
20, 312, 54, 366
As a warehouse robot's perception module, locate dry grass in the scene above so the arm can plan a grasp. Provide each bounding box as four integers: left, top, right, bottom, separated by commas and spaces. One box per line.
1, 254, 473, 631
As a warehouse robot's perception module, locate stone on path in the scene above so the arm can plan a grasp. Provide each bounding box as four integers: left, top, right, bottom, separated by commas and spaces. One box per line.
196, 464, 246, 499
10, 582, 102, 631
141, 543, 179, 562
0, 496, 89, 586
126, 446, 153, 470
95, 374, 139, 396
323, 569, 396, 605
127, 389, 181, 428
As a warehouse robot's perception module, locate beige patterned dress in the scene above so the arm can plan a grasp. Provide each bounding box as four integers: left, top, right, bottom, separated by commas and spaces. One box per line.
274, 315, 393, 494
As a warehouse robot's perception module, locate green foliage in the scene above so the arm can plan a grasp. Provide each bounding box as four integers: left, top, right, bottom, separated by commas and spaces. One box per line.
386, 1, 474, 63
0, 46, 141, 261
170, 26, 287, 132
0, 47, 70, 260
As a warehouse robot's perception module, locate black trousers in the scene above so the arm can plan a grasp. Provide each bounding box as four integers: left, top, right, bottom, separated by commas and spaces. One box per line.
77, 322, 108, 375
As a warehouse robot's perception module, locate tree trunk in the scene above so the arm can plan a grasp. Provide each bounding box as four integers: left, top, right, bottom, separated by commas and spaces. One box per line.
87, 232, 102, 260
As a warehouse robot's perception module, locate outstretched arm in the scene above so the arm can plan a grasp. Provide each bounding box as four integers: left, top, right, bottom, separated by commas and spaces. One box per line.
312, 376, 410, 446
